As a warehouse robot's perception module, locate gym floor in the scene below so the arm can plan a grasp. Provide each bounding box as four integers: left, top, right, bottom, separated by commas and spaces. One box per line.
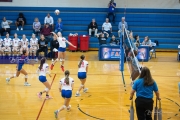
0, 51, 179, 120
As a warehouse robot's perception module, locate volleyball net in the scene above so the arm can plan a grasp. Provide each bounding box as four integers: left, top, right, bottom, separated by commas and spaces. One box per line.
120, 24, 142, 87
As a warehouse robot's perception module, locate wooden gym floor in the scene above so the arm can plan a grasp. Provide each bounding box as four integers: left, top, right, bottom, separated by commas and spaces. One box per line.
0, 51, 179, 120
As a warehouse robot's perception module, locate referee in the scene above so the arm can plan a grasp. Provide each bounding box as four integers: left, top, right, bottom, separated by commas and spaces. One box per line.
129, 67, 161, 120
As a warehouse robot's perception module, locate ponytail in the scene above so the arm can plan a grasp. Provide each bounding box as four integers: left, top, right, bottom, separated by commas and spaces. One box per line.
64, 70, 70, 85
78, 60, 83, 68
78, 55, 85, 68
39, 57, 46, 70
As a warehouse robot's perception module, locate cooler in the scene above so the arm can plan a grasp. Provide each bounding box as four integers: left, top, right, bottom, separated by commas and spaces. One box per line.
79, 35, 89, 51
68, 36, 78, 51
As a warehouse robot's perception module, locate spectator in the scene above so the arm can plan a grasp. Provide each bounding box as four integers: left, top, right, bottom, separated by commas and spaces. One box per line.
0, 38, 3, 56
142, 36, 152, 50
88, 18, 98, 37
109, 35, 119, 45
41, 23, 52, 42
33, 17, 41, 36
130, 67, 161, 120
36, 35, 48, 59
0, 17, 12, 36
20, 34, 29, 55
2, 33, 12, 56
50, 35, 59, 58
134, 35, 140, 47
15, 13, 26, 31
55, 18, 63, 33
96, 32, 109, 45
118, 17, 128, 38
44, 13, 54, 30
107, 0, 116, 23
102, 18, 112, 36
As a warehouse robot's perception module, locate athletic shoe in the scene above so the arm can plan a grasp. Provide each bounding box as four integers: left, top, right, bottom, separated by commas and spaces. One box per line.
54, 110, 58, 118
6, 78, 10, 83
21, 28, 23, 30
67, 105, 71, 111
46, 95, 53, 100
61, 65, 64, 72
83, 88, 88, 93
50, 64, 54, 70
16, 28, 19, 31
24, 82, 31, 86
75, 93, 81, 97
37, 92, 42, 99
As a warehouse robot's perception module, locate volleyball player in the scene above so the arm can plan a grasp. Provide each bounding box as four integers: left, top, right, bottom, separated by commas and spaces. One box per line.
75, 55, 88, 97
12, 33, 21, 56
130, 50, 142, 83
2, 33, 12, 56
37, 57, 52, 99
20, 34, 29, 54
50, 32, 76, 72
29, 33, 38, 58
6, 50, 31, 86
54, 70, 74, 118
0, 37, 3, 56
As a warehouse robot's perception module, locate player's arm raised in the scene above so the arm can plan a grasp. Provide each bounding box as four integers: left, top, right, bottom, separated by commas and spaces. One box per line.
51, 32, 58, 38
65, 39, 76, 48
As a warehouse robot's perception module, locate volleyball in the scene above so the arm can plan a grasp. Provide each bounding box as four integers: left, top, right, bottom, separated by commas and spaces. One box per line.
54, 9, 60, 15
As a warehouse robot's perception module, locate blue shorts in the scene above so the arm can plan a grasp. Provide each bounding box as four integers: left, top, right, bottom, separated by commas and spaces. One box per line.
78, 72, 87, 79
58, 47, 66, 52
39, 76, 47, 83
17, 64, 23, 71
61, 90, 72, 98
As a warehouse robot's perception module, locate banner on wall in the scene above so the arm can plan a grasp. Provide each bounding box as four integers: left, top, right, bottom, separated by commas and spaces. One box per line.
101, 47, 120, 59
0, 0, 12, 2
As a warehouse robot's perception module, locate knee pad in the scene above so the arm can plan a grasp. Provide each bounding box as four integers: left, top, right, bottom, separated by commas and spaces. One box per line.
63, 105, 67, 109
80, 84, 84, 87
14, 74, 17, 77
55, 58, 60, 61
25, 75, 28, 78
45, 88, 49, 92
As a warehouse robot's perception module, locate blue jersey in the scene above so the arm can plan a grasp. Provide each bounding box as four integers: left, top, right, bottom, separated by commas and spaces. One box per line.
17, 56, 26, 71
133, 78, 158, 99
109, 3, 116, 12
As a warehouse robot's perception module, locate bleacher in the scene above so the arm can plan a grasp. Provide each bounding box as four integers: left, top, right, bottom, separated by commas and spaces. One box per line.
0, 7, 180, 50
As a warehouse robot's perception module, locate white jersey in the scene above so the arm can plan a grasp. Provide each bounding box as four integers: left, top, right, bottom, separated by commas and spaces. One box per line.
78, 60, 88, 72
38, 63, 49, 76
4, 38, 12, 47
21, 38, 29, 48
0, 38, 3, 47
60, 77, 74, 90
58, 37, 66, 48
30, 38, 38, 47
102, 22, 112, 31
13, 38, 21, 47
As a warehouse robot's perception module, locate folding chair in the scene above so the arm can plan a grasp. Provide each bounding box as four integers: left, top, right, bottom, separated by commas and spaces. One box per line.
150, 42, 156, 58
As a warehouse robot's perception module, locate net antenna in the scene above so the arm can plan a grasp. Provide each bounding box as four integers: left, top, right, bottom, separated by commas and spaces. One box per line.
124, 25, 141, 74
